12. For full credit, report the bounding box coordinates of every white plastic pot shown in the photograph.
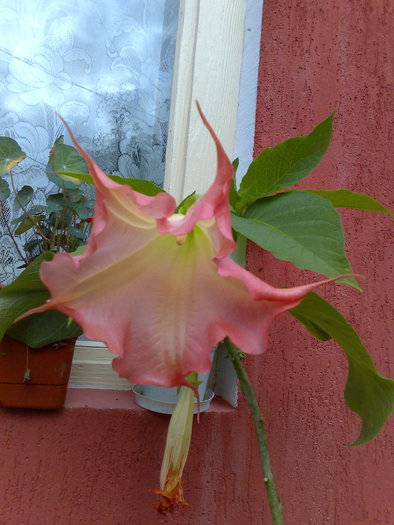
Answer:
[132,346,216,414]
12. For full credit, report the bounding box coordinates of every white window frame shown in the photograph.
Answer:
[70,0,263,391]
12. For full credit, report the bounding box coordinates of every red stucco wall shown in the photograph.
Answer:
[248,0,393,523]
[0,2,392,524]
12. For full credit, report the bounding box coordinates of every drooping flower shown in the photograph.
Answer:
[155,384,195,513]
[19,103,342,389]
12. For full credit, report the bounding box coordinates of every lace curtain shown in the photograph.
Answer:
[0,0,179,283]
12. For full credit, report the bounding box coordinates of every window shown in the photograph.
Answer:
[1,0,263,400]
[0,0,178,282]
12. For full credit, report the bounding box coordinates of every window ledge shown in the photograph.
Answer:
[65,387,234,412]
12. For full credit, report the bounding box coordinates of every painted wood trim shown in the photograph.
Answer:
[69,341,131,390]
[164,0,246,200]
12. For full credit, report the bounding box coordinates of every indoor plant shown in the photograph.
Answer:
[0,136,90,408]
[17,104,393,521]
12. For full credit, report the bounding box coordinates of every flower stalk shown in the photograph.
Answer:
[226,338,285,525]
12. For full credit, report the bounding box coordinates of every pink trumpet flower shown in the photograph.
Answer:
[20,103,342,390]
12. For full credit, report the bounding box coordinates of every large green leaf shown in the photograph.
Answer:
[237,113,334,210]
[231,191,358,288]
[290,292,394,445]
[303,189,393,215]
[0,137,26,175]
[0,253,53,339]
[7,310,82,348]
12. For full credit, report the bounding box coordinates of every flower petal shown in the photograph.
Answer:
[18,109,349,389]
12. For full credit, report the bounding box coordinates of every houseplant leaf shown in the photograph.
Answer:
[0,178,10,201]
[14,216,40,235]
[47,143,88,185]
[231,191,358,288]
[290,292,394,445]
[0,252,82,346]
[0,253,53,339]
[0,137,26,175]
[237,113,334,210]
[15,185,34,208]
[7,310,82,348]
[57,170,165,196]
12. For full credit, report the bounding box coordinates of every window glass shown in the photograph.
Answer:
[0,0,179,283]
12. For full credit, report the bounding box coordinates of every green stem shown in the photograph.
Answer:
[226,338,284,525]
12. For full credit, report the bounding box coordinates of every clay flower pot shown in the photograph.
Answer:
[0,336,76,409]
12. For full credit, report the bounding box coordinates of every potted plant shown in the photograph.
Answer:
[0,135,92,408]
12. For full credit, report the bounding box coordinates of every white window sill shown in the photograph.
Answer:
[69,341,132,390]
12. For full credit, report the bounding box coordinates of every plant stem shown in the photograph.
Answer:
[226,338,284,525]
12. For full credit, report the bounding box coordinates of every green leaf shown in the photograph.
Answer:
[7,310,82,348]
[0,253,53,340]
[47,143,88,185]
[111,176,165,196]
[15,185,34,208]
[47,171,81,189]
[303,189,393,216]
[68,226,88,240]
[56,170,166,197]
[66,202,91,219]
[290,292,394,445]
[29,204,52,215]
[238,113,334,210]
[231,191,358,288]
[0,136,26,175]
[0,178,10,201]
[46,194,91,219]
[46,193,65,211]
[176,191,200,214]
[291,314,332,341]
[55,171,92,184]
[230,158,240,211]
[24,238,42,254]
[231,233,247,267]
[14,216,40,235]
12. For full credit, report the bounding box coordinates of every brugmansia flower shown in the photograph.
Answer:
[155,384,195,513]
[20,103,340,390]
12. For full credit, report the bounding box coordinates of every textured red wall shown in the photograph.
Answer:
[248,0,393,523]
[0,391,265,525]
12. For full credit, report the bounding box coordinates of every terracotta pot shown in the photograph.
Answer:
[0,336,76,409]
